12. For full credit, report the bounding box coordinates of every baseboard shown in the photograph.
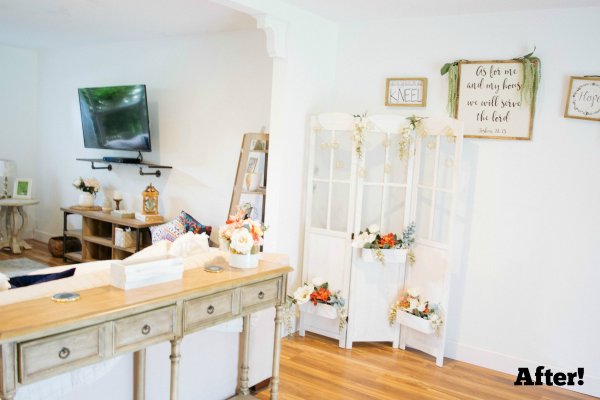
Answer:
[445,340,600,397]
[33,229,56,244]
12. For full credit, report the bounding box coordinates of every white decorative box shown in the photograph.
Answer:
[361,248,407,263]
[110,255,184,290]
[299,302,338,320]
[396,311,435,335]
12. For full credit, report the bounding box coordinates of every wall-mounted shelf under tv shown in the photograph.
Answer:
[76,158,172,178]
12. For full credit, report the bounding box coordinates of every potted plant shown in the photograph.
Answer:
[72,177,100,207]
[219,205,267,269]
[389,288,443,335]
[353,222,416,265]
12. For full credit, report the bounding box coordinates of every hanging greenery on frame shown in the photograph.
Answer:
[441,49,541,140]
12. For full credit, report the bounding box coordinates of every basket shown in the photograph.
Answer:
[48,236,82,258]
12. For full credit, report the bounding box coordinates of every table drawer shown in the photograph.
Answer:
[19,325,103,384]
[241,278,281,310]
[113,306,176,353]
[184,290,234,332]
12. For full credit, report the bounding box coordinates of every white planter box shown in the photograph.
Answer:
[361,248,407,264]
[299,302,338,319]
[396,311,435,335]
[229,252,259,269]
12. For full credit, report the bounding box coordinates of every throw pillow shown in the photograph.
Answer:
[150,218,185,243]
[169,232,210,258]
[0,273,9,291]
[10,268,76,289]
[178,211,212,236]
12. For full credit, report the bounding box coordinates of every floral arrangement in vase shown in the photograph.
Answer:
[72,177,100,207]
[219,205,267,268]
[353,222,416,265]
[287,277,347,333]
[388,288,443,332]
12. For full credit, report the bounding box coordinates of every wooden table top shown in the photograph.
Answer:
[0,257,292,342]
[61,206,162,228]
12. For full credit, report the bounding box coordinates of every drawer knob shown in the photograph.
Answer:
[258,291,265,300]
[207,305,215,315]
[141,324,151,335]
[58,347,70,360]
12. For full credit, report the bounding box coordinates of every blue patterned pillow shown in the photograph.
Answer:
[178,211,212,236]
[150,218,185,243]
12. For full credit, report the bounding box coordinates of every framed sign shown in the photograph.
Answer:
[385,78,427,107]
[13,178,32,199]
[457,60,535,140]
[564,76,600,122]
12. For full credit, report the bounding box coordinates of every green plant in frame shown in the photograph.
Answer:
[16,181,28,196]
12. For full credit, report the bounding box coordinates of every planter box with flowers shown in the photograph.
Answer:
[219,204,267,269]
[287,278,347,334]
[353,223,416,265]
[389,288,443,335]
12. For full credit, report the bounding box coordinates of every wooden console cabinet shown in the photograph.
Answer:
[61,207,163,263]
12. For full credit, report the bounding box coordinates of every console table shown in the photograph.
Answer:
[0,198,39,254]
[0,257,291,400]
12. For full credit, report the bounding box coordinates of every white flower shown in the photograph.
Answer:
[230,228,254,254]
[407,288,420,298]
[293,285,312,305]
[368,224,380,234]
[417,302,428,312]
[311,276,325,287]
[72,178,83,187]
[408,298,420,311]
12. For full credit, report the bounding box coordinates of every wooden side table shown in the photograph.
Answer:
[0,198,39,254]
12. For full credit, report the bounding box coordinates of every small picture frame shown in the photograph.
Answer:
[246,157,259,173]
[13,178,32,199]
[385,78,427,107]
[564,76,600,122]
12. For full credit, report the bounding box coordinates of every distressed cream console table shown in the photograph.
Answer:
[0,257,291,400]
[0,198,39,255]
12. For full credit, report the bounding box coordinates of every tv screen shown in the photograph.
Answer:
[78,84,151,152]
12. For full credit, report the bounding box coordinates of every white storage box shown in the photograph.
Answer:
[110,255,184,290]
[115,227,135,248]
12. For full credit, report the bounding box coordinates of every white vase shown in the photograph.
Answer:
[78,192,95,207]
[229,252,259,269]
[361,248,407,264]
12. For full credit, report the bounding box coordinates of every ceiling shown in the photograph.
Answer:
[0,0,256,49]
[282,0,600,21]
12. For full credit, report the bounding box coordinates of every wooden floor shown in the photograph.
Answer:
[3,241,594,400]
[259,335,594,400]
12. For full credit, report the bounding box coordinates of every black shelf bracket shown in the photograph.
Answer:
[91,161,112,171]
[139,167,161,178]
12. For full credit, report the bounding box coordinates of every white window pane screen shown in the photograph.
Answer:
[415,188,432,240]
[432,191,452,243]
[363,132,386,183]
[382,187,406,234]
[436,136,456,191]
[311,182,329,229]
[418,137,436,187]
[332,131,353,181]
[314,130,331,180]
[330,183,350,232]
[360,185,383,229]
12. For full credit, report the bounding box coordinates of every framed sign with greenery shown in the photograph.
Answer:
[441,50,541,140]
[564,76,600,122]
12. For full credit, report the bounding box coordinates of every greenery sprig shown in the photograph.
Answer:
[440,60,464,118]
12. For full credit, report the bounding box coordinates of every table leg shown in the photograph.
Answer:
[239,315,251,395]
[270,305,284,400]
[169,338,181,400]
[16,207,31,250]
[0,343,16,400]
[136,229,141,252]
[0,207,7,249]
[7,209,19,255]
[133,349,146,400]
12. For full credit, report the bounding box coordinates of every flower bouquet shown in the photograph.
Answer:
[287,278,347,332]
[219,206,267,269]
[353,222,416,265]
[72,177,101,207]
[389,288,443,334]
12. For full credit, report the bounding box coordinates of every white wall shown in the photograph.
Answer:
[333,8,600,396]
[34,29,272,240]
[0,45,38,235]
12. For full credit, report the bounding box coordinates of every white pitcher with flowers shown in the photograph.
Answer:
[219,207,267,268]
[72,177,101,207]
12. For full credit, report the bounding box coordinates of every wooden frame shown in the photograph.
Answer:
[12,179,32,199]
[385,78,427,107]
[456,60,536,140]
[564,76,600,122]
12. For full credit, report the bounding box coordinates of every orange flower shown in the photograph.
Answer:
[379,233,395,248]
[310,287,331,305]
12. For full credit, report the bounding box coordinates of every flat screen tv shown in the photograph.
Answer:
[78,84,151,152]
